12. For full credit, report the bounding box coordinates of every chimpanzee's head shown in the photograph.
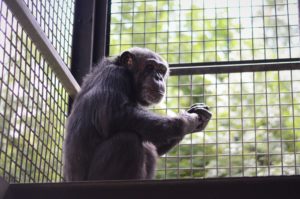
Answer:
[119,47,169,106]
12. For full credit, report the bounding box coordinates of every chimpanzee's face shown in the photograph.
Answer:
[120,47,169,106]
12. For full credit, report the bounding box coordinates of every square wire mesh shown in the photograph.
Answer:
[22,0,75,67]
[153,70,300,179]
[0,1,68,183]
[108,0,300,179]
[109,0,300,64]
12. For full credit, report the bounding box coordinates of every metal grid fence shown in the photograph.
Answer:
[1,0,300,184]
[153,70,300,179]
[23,0,75,67]
[0,0,69,183]
[109,0,300,63]
[108,0,300,179]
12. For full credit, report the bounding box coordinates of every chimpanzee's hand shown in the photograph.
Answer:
[187,103,212,132]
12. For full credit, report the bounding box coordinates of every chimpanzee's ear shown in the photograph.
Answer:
[120,51,135,70]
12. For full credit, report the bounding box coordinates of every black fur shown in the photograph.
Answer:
[63,47,211,181]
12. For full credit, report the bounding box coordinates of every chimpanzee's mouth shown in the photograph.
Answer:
[140,88,165,105]
[146,88,165,96]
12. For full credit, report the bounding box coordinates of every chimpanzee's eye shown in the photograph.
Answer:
[157,65,167,75]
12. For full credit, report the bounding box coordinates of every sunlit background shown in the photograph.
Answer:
[0,0,300,182]
[109,0,300,179]
[110,0,300,62]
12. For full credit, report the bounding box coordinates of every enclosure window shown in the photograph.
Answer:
[1,0,300,184]
[108,0,300,179]
[109,0,300,63]
[23,0,75,68]
[0,0,71,183]
[154,71,300,179]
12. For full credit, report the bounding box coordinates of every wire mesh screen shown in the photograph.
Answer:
[108,0,300,179]
[0,1,68,183]
[23,0,75,67]
[109,0,300,63]
[153,70,300,179]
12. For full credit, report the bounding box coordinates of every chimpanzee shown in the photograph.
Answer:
[63,47,212,181]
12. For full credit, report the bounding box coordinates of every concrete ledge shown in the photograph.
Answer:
[5,176,300,199]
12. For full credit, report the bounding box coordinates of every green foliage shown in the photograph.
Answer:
[152,70,300,179]
[1,0,300,183]
[110,0,300,62]
[0,27,67,182]
[112,0,300,179]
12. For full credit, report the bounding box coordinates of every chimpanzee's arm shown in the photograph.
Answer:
[155,137,183,156]
[113,104,206,145]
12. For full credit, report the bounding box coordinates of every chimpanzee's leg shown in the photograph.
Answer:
[87,133,145,180]
[142,142,158,179]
